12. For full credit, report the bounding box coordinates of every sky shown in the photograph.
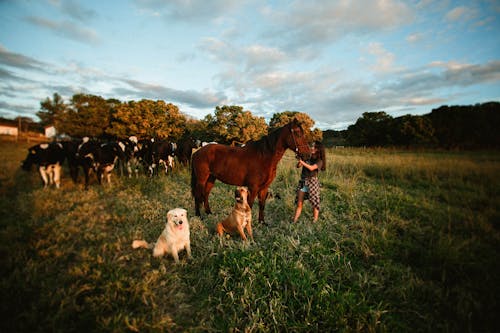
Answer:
[1,0,499,130]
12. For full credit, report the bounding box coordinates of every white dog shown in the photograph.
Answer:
[132,208,191,263]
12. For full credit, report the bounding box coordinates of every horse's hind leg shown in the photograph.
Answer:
[257,188,269,224]
[203,175,216,214]
[194,182,205,217]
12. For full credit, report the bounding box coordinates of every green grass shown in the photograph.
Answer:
[1,142,499,332]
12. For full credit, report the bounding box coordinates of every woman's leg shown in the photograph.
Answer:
[312,207,319,222]
[293,190,305,223]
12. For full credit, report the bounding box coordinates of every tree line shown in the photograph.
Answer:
[4,92,498,149]
[323,101,500,149]
[34,93,323,144]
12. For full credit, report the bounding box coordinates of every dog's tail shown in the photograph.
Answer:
[132,240,154,249]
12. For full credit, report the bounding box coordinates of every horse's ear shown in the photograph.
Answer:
[290,118,304,132]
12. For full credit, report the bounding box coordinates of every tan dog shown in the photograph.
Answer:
[216,186,253,241]
[132,208,191,263]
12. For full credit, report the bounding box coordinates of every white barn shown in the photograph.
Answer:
[45,125,57,138]
[0,123,18,136]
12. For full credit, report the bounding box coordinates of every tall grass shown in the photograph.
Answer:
[1,142,499,332]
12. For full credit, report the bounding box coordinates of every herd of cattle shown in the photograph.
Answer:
[21,136,199,189]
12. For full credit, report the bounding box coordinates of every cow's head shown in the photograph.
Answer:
[21,146,40,171]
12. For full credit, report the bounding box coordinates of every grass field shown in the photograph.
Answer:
[1,141,499,332]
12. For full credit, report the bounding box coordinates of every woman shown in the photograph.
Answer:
[292,141,326,223]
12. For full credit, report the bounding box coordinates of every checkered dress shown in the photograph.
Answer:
[295,176,321,210]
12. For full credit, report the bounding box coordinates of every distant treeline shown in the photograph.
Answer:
[323,102,500,149]
[2,100,499,149]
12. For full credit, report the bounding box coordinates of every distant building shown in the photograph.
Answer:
[0,122,18,136]
[45,125,56,138]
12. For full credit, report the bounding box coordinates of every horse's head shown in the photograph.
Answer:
[287,119,311,160]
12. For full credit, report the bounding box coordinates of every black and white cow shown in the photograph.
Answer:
[135,138,156,176]
[117,136,140,177]
[152,140,176,175]
[22,142,66,188]
[61,138,86,184]
[77,139,126,189]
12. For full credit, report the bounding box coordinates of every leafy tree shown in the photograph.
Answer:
[185,117,210,142]
[107,99,186,140]
[347,111,393,146]
[310,128,323,142]
[230,111,267,143]
[393,115,436,147]
[205,105,267,144]
[37,93,66,128]
[57,94,112,138]
[269,111,317,141]
[269,111,314,130]
[426,102,500,149]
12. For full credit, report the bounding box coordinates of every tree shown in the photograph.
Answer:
[392,115,436,147]
[269,111,318,142]
[205,105,267,144]
[347,111,393,146]
[269,111,314,130]
[107,99,186,140]
[37,93,66,128]
[57,94,113,138]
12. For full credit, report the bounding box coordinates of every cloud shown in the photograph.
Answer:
[427,60,500,86]
[199,37,287,73]
[0,45,47,71]
[115,79,228,109]
[366,42,402,73]
[445,6,478,22]
[48,0,98,22]
[0,100,39,118]
[405,97,447,106]
[134,0,242,22]
[0,67,34,83]
[263,0,414,50]
[406,32,424,43]
[25,16,100,45]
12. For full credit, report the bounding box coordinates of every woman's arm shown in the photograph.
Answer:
[298,159,318,171]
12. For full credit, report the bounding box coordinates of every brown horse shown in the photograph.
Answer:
[191,119,311,224]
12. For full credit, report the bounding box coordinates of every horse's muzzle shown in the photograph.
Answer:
[296,152,311,160]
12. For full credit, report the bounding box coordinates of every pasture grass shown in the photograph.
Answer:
[0,141,499,332]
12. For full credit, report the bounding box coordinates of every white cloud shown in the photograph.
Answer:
[134,0,243,22]
[49,0,98,22]
[25,16,100,45]
[243,45,287,71]
[406,32,424,43]
[445,6,478,22]
[264,0,414,50]
[366,42,402,73]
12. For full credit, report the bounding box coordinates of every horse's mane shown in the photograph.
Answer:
[245,123,290,155]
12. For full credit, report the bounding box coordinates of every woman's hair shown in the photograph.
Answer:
[313,141,326,171]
